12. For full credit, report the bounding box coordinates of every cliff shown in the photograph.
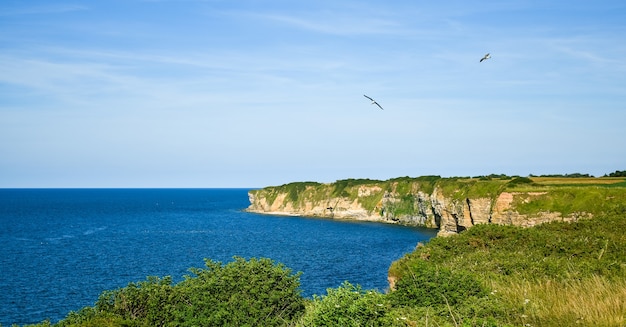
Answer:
[246,176,626,236]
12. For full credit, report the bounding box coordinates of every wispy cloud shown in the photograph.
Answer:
[0,44,351,112]
[247,12,405,36]
[0,4,87,16]
[548,38,626,71]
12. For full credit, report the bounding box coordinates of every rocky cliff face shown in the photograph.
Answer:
[246,178,596,236]
[428,190,584,236]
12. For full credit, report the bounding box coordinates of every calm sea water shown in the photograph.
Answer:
[0,189,437,325]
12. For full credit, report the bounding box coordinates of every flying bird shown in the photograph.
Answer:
[363,94,384,110]
[480,53,491,62]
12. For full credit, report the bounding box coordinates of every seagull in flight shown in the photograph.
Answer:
[363,95,384,110]
[480,53,491,62]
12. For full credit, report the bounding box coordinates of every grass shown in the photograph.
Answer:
[437,178,508,201]
[494,276,626,326]
[530,176,626,186]
[509,186,626,216]
[389,211,626,326]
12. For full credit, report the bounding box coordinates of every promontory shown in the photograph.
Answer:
[246,175,626,236]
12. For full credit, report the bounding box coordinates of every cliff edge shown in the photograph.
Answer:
[246,176,626,236]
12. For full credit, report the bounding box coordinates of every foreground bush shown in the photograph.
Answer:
[389,261,486,308]
[57,257,305,327]
[296,282,395,327]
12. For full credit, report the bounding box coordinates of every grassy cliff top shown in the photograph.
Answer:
[251,175,626,216]
[255,175,626,194]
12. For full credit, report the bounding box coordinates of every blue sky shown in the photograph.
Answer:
[1,0,625,188]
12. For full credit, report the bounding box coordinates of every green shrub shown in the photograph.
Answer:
[332,179,381,197]
[396,214,626,283]
[507,176,534,187]
[57,308,133,327]
[296,282,397,327]
[92,276,174,326]
[55,257,305,327]
[386,213,626,326]
[280,182,321,202]
[389,261,487,308]
[174,257,305,326]
[606,170,626,177]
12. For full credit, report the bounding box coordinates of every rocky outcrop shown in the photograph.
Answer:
[246,185,385,222]
[246,178,598,236]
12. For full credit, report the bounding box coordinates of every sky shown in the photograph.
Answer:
[1,0,625,188]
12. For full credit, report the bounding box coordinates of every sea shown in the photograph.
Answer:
[0,188,437,325]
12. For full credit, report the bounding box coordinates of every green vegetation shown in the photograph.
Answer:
[511,186,626,216]
[506,176,534,187]
[606,170,626,177]
[285,182,322,202]
[437,178,507,200]
[296,282,396,326]
[473,173,515,180]
[529,173,593,178]
[388,212,626,326]
[529,176,626,188]
[24,257,304,327]
[262,181,323,204]
[332,178,382,197]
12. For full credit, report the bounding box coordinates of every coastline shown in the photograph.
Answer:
[246,176,626,236]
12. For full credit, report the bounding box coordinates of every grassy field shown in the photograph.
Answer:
[494,276,626,326]
[532,177,625,184]
[530,176,626,186]
[389,211,626,326]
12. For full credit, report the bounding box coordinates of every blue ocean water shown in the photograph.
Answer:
[0,189,437,325]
